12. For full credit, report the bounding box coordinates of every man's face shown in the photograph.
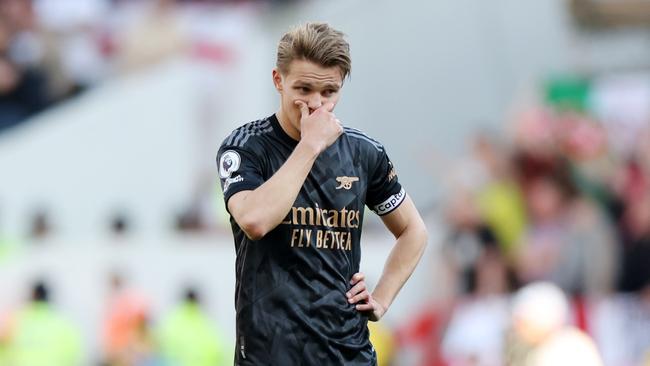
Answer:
[273,59,343,134]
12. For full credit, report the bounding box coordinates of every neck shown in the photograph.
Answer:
[276,108,301,141]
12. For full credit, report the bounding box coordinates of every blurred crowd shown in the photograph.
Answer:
[2,1,650,365]
[0,276,230,366]
[0,0,53,130]
[0,0,261,133]
[406,75,650,366]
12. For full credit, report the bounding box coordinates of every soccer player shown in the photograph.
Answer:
[217,22,428,365]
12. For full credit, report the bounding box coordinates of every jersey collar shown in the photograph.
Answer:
[270,113,299,147]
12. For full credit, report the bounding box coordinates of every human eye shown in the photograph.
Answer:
[322,89,337,97]
[295,86,310,94]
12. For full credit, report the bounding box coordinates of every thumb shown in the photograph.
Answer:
[295,100,309,119]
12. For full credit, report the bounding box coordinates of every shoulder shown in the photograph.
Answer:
[342,126,386,153]
[219,116,275,152]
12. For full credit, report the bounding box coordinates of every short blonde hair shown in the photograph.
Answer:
[276,22,351,80]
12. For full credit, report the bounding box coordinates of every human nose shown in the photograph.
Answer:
[306,93,322,110]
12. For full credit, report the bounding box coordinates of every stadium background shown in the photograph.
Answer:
[1,0,650,365]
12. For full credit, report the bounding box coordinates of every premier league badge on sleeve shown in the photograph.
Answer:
[219,150,244,192]
[219,150,241,179]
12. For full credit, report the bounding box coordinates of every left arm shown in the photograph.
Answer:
[347,195,428,321]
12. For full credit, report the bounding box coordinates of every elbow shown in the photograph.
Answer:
[244,227,266,241]
[241,221,267,241]
[238,214,270,241]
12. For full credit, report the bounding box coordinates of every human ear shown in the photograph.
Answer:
[272,68,283,92]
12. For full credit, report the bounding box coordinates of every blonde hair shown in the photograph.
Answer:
[276,22,351,79]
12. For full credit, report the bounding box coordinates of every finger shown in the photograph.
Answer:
[349,290,369,304]
[320,102,335,113]
[356,303,374,311]
[295,100,309,118]
[350,272,365,285]
[346,281,366,299]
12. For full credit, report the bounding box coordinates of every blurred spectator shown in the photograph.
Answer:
[504,282,603,366]
[0,0,72,98]
[511,107,562,185]
[368,320,396,366]
[618,190,650,293]
[157,287,228,366]
[441,248,512,366]
[1,0,43,69]
[508,106,619,297]
[114,0,187,73]
[514,173,618,296]
[590,74,650,157]
[102,272,151,366]
[28,208,51,240]
[636,128,650,179]
[556,113,617,215]
[175,202,204,232]
[2,281,82,366]
[0,16,49,131]
[109,212,132,236]
[33,0,110,93]
[590,293,650,365]
[444,132,522,296]
[472,132,527,258]
[109,313,160,366]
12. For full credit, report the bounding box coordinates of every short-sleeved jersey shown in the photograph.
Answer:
[217,114,405,366]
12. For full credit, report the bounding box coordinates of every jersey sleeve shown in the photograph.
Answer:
[216,142,265,210]
[366,146,405,216]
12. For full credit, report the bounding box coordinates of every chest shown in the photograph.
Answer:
[265,141,368,210]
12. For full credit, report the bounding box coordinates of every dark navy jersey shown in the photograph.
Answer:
[217,114,404,366]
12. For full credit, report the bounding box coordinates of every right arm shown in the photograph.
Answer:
[227,102,341,240]
[227,142,318,240]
